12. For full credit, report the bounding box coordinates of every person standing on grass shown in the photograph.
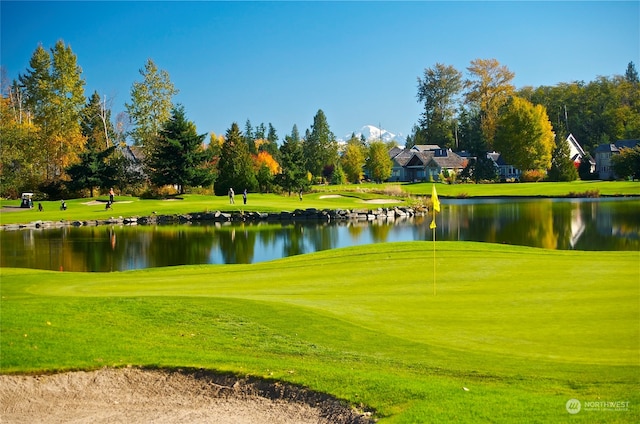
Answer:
[243,188,247,205]
[109,188,115,203]
[229,187,235,204]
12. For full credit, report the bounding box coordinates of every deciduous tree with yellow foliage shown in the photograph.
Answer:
[494,96,555,173]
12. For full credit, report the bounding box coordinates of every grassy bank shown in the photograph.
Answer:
[0,192,404,226]
[324,180,640,198]
[2,242,638,422]
[2,181,639,226]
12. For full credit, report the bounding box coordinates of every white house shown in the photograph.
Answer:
[566,133,594,173]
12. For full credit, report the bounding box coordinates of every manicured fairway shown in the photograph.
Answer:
[1,242,638,422]
[398,180,640,197]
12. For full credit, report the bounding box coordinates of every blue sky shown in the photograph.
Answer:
[1,1,638,141]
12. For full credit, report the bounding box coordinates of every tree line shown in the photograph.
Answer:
[2,42,638,200]
[0,41,397,199]
[409,59,640,181]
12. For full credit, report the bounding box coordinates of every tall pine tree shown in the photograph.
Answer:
[303,109,338,180]
[146,105,214,194]
[277,125,308,195]
[548,134,579,181]
[215,122,257,196]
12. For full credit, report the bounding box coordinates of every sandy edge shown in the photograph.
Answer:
[0,367,373,424]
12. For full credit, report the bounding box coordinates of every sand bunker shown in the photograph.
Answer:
[0,368,371,424]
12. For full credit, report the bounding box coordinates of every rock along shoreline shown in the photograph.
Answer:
[1,206,428,231]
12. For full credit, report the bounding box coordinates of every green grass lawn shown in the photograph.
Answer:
[400,180,640,197]
[2,242,638,422]
[2,181,639,226]
[0,192,406,226]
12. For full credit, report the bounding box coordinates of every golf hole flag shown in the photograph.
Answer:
[430,184,440,295]
[430,184,440,229]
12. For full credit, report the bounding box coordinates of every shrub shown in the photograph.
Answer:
[140,185,179,199]
[568,190,600,198]
[520,170,546,182]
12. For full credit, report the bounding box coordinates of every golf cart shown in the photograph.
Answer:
[20,192,34,208]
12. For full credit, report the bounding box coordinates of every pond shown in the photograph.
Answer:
[2,198,638,272]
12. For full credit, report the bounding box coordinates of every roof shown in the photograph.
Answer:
[594,139,640,153]
[390,146,465,169]
[390,149,414,167]
[567,133,587,158]
[412,144,442,152]
[388,146,403,158]
[428,153,466,169]
[122,145,145,163]
[487,151,508,166]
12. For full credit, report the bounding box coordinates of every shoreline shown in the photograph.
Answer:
[0,206,426,231]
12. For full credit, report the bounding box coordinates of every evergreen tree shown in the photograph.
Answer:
[404,124,426,149]
[255,123,266,141]
[146,105,214,194]
[215,122,257,196]
[65,145,116,197]
[243,119,257,154]
[303,109,338,180]
[417,63,463,148]
[331,165,346,185]
[277,125,308,195]
[625,61,639,84]
[459,155,498,183]
[548,134,578,181]
[260,122,280,161]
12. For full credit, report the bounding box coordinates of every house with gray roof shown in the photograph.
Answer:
[389,145,466,182]
[594,139,640,179]
[487,152,520,181]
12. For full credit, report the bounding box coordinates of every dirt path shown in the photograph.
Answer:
[0,368,371,424]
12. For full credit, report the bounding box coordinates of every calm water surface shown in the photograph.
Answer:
[2,198,638,272]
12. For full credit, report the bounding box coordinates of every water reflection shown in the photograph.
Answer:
[2,198,638,272]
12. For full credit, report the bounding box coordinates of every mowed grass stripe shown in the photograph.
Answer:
[2,241,638,422]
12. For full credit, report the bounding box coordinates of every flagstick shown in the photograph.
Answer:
[433,210,436,296]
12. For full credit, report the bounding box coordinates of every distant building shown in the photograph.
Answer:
[566,133,595,173]
[120,145,146,177]
[594,139,640,179]
[487,152,520,181]
[389,145,466,182]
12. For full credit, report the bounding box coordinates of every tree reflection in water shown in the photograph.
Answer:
[3,199,638,272]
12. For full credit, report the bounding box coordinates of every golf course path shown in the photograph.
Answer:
[0,367,370,423]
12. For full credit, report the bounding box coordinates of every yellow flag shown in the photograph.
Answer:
[430,217,436,229]
[431,184,440,213]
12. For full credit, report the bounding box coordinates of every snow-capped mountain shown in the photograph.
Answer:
[342,125,405,145]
